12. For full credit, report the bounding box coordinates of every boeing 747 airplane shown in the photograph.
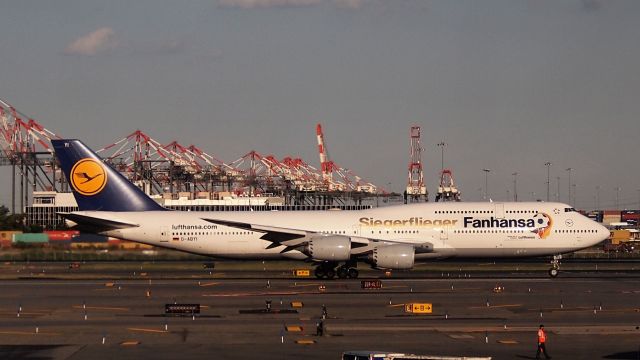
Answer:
[51,139,609,278]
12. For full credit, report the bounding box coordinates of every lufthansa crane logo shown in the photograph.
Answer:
[70,158,107,196]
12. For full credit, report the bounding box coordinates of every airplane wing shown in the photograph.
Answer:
[58,212,140,232]
[201,218,433,253]
[201,218,322,246]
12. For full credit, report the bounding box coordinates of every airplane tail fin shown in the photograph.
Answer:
[51,139,166,212]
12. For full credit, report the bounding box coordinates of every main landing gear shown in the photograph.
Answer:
[314,261,359,279]
[549,254,562,277]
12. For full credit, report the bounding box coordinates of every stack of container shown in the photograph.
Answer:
[586,211,604,223]
[45,230,80,247]
[118,240,154,250]
[107,237,122,247]
[602,210,622,226]
[12,233,49,246]
[0,230,22,248]
[621,210,640,226]
[71,233,109,249]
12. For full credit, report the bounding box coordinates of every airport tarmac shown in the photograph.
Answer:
[0,262,639,359]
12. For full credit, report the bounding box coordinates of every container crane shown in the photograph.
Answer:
[406,126,428,202]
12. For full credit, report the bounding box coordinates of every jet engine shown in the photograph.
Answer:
[304,236,351,261]
[369,244,415,269]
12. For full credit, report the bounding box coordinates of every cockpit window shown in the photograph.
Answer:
[564,208,576,212]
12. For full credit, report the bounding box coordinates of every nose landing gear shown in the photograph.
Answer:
[548,254,562,277]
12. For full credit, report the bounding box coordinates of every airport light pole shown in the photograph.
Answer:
[512,172,518,202]
[545,162,552,202]
[566,168,573,205]
[556,176,561,201]
[615,187,621,210]
[572,184,577,209]
[437,141,446,173]
[482,169,491,201]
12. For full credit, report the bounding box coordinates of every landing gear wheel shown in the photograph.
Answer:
[314,267,326,279]
[325,269,336,279]
[549,254,562,278]
[347,268,359,279]
[337,266,348,279]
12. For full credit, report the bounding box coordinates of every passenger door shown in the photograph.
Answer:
[160,226,170,243]
[439,226,448,246]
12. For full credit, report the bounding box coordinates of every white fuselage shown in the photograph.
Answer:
[81,202,608,261]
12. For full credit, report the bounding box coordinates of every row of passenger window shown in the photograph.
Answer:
[435,210,541,214]
[453,229,529,234]
[171,231,253,236]
[435,210,493,214]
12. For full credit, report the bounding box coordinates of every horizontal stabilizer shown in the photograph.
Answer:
[58,212,139,231]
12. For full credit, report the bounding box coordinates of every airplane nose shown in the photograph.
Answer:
[597,223,610,242]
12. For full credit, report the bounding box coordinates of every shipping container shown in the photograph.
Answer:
[48,240,71,247]
[621,210,640,215]
[621,213,640,220]
[71,242,110,249]
[44,230,80,241]
[0,231,22,241]
[196,192,211,199]
[162,193,173,200]
[178,192,192,200]
[0,240,12,248]
[604,210,621,216]
[603,218,622,226]
[119,241,141,250]
[12,233,49,244]
[72,233,108,243]
[118,241,154,250]
[587,212,604,222]
[610,230,631,240]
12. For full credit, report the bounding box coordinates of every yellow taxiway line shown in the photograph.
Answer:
[387,303,406,308]
[73,305,129,311]
[0,330,61,336]
[290,283,321,288]
[127,328,168,334]
[469,304,522,309]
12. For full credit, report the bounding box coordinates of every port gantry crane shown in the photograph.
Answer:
[406,125,428,203]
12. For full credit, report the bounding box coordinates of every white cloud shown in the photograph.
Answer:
[219,0,323,9]
[65,27,118,56]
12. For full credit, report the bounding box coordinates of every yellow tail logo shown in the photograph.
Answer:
[70,158,107,196]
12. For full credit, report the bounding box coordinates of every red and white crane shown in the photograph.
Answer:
[406,125,428,202]
[435,169,461,202]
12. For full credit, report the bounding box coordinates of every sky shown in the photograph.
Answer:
[1,0,639,210]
